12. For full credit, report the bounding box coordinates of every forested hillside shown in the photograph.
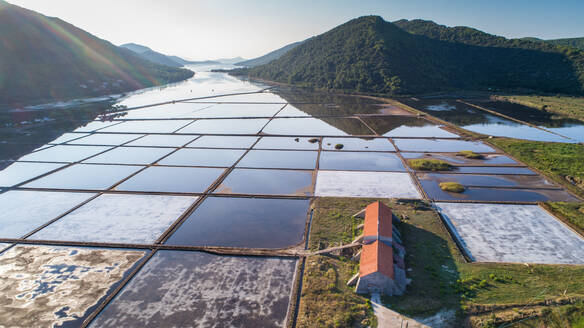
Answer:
[238,16,584,96]
[0,1,193,107]
[546,37,584,50]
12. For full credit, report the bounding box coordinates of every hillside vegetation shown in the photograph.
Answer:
[0,1,193,107]
[546,37,584,50]
[238,16,584,96]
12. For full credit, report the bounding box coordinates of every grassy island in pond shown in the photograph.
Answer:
[408,159,454,171]
[440,182,465,193]
[457,150,485,159]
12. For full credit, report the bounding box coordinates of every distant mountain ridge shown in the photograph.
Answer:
[544,38,584,51]
[236,41,304,67]
[393,19,582,52]
[215,57,246,64]
[120,43,193,67]
[0,1,193,107]
[239,16,584,96]
[121,44,247,67]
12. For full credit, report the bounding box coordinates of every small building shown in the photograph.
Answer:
[355,201,407,296]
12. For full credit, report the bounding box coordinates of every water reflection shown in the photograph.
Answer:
[400,98,582,142]
[214,168,313,195]
[165,197,309,248]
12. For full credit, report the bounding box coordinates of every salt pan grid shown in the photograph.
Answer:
[1,84,582,327]
[436,203,584,264]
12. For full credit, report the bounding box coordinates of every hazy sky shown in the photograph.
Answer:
[7,0,584,60]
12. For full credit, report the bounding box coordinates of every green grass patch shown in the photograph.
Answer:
[439,182,465,193]
[494,95,584,122]
[489,138,584,197]
[545,201,584,233]
[457,150,485,159]
[407,159,454,171]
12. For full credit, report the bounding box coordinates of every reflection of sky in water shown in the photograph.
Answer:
[30,194,196,244]
[412,99,582,143]
[463,122,573,143]
[116,67,264,108]
[0,190,95,238]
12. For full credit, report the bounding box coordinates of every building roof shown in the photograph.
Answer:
[363,201,393,240]
[360,240,394,278]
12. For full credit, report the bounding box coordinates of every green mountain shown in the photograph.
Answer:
[236,41,304,67]
[240,16,584,96]
[0,1,194,107]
